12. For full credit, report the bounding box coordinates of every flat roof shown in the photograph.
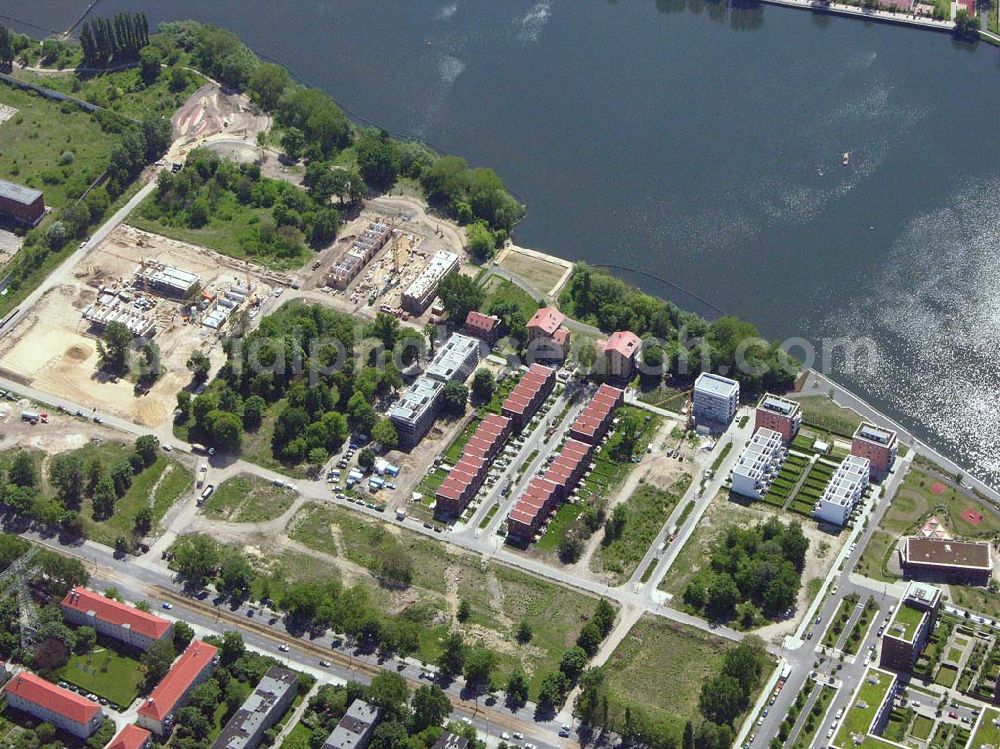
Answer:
[757,393,800,417]
[732,428,784,481]
[0,178,43,206]
[390,377,443,423]
[213,666,297,749]
[854,422,897,446]
[404,250,459,301]
[694,372,739,398]
[818,456,870,508]
[831,668,899,749]
[904,538,992,571]
[886,603,926,644]
[426,333,481,383]
[323,699,379,749]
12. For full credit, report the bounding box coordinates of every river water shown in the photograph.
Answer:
[5,0,1000,486]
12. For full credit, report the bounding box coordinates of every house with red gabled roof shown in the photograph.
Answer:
[526,307,571,361]
[464,310,501,345]
[3,672,105,739]
[107,724,153,749]
[598,331,641,380]
[62,587,173,651]
[137,640,218,736]
[501,364,556,431]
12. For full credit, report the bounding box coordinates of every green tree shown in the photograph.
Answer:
[134,434,159,467]
[97,320,132,374]
[141,638,177,689]
[441,382,468,416]
[699,674,745,726]
[248,62,291,110]
[187,349,211,383]
[437,273,484,323]
[134,506,153,534]
[368,670,410,720]
[438,631,466,676]
[506,669,529,707]
[173,620,195,650]
[537,671,569,709]
[516,620,533,644]
[92,477,117,519]
[172,535,221,586]
[471,369,495,403]
[48,454,84,504]
[9,453,37,488]
[281,127,305,161]
[954,8,981,38]
[707,574,740,620]
[74,625,96,654]
[372,419,399,451]
[465,222,495,262]
[219,630,246,663]
[356,130,401,190]
[463,647,498,689]
[559,646,589,680]
[411,684,451,731]
[139,44,161,84]
[243,395,266,430]
[219,556,255,599]
[456,599,472,623]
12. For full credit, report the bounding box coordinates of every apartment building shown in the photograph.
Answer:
[107,724,153,749]
[501,364,556,431]
[730,428,785,500]
[753,394,802,442]
[526,307,571,361]
[436,413,512,517]
[879,582,941,672]
[389,376,444,449]
[3,672,104,739]
[852,422,898,478]
[137,640,219,736]
[401,250,459,314]
[464,310,501,345]
[692,372,739,428]
[61,587,173,651]
[901,538,993,586]
[597,330,641,380]
[213,667,298,749]
[325,219,392,289]
[812,455,870,526]
[425,333,482,383]
[322,700,380,749]
[568,383,624,444]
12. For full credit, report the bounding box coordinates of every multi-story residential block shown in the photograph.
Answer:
[425,333,482,383]
[322,700,380,749]
[901,538,993,586]
[432,732,470,749]
[501,364,556,431]
[61,587,173,651]
[213,667,298,749]
[812,455,870,526]
[692,372,739,428]
[401,250,459,314]
[3,672,104,739]
[753,394,802,442]
[852,422,898,478]
[597,330,641,380]
[526,307,571,361]
[568,383,624,444]
[436,413,511,517]
[879,582,941,672]
[389,376,444,449]
[137,640,219,736]
[730,428,785,500]
[829,668,898,749]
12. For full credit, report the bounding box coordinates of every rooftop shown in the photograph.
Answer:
[62,587,172,641]
[904,538,992,571]
[970,707,1000,749]
[390,376,444,423]
[832,668,899,749]
[4,671,101,726]
[694,372,739,399]
[0,178,43,206]
[403,250,459,301]
[432,732,471,749]
[757,393,800,417]
[854,422,897,447]
[818,456,870,508]
[599,330,641,358]
[425,333,481,383]
[107,724,151,749]
[732,428,784,482]
[213,666,297,749]
[527,306,565,335]
[138,640,218,721]
[886,602,926,644]
[323,699,379,749]
[465,310,499,332]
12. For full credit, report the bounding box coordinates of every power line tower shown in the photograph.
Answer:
[0,547,42,651]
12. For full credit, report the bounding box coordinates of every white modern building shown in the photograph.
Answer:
[425,333,482,383]
[731,428,785,499]
[813,455,870,526]
[401,250,459,314]
[692,372,740,428]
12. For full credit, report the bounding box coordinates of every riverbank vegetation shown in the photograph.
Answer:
[561,264,797,395]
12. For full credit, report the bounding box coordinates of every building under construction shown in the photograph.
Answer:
[402,250,459,315]
[325,218,393,289]
[82,290,157,338]
[134,260,200,298]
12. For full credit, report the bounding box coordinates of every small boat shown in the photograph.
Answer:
[842,152,850,166]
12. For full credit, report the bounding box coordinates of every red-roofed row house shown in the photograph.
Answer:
[137,640,219,736]
[569,384,624,444]
[3,671,105,738]
[506,385,624,543]
[501,364,556,431]
[436,413,512,517]
[62,587,173,651]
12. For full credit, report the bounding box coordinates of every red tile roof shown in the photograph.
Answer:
[551,328,570,347]
[4,672,100,726]
[107,724,151,749]
[527,307,565,335]
[599,330,641,358]
[465,311,500,334]
[138,640,218,722]
[62,587,172,641]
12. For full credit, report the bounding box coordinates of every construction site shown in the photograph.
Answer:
[0,225,279,427]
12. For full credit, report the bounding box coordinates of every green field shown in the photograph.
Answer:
[0,83,118,210]
[478,276,540,322]
[601,616,750,745]
[911,714,935,741]
[59,642,145,707]
[203,474,295,523]
[593,475,691,583]
[795,395,864,437]
[934,664,958,689]
[285,502,605,696]
[536,502,584,552]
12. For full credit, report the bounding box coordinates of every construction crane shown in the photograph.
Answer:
[0,547,42,651]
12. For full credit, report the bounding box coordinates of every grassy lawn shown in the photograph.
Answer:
[822,593,860,649]
[203,474,295,523]
[285,502,605,696]
[601,616,745,746]
[795,395,864,438]
[281,722,313,749]
[479,276,540,321]
[497,250,568,296]
[971,708,1000,748]
[934,664,959,689]
[911,713,935,741]
[834,668,895,747]
[593,475,691,583]
[131,186,311,271]
[637,384,688,413]
[950,586,1000,622]
[0,82,118,209]
[59,641,144,707]
[13,66,200,122]
[536,502,583,552]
